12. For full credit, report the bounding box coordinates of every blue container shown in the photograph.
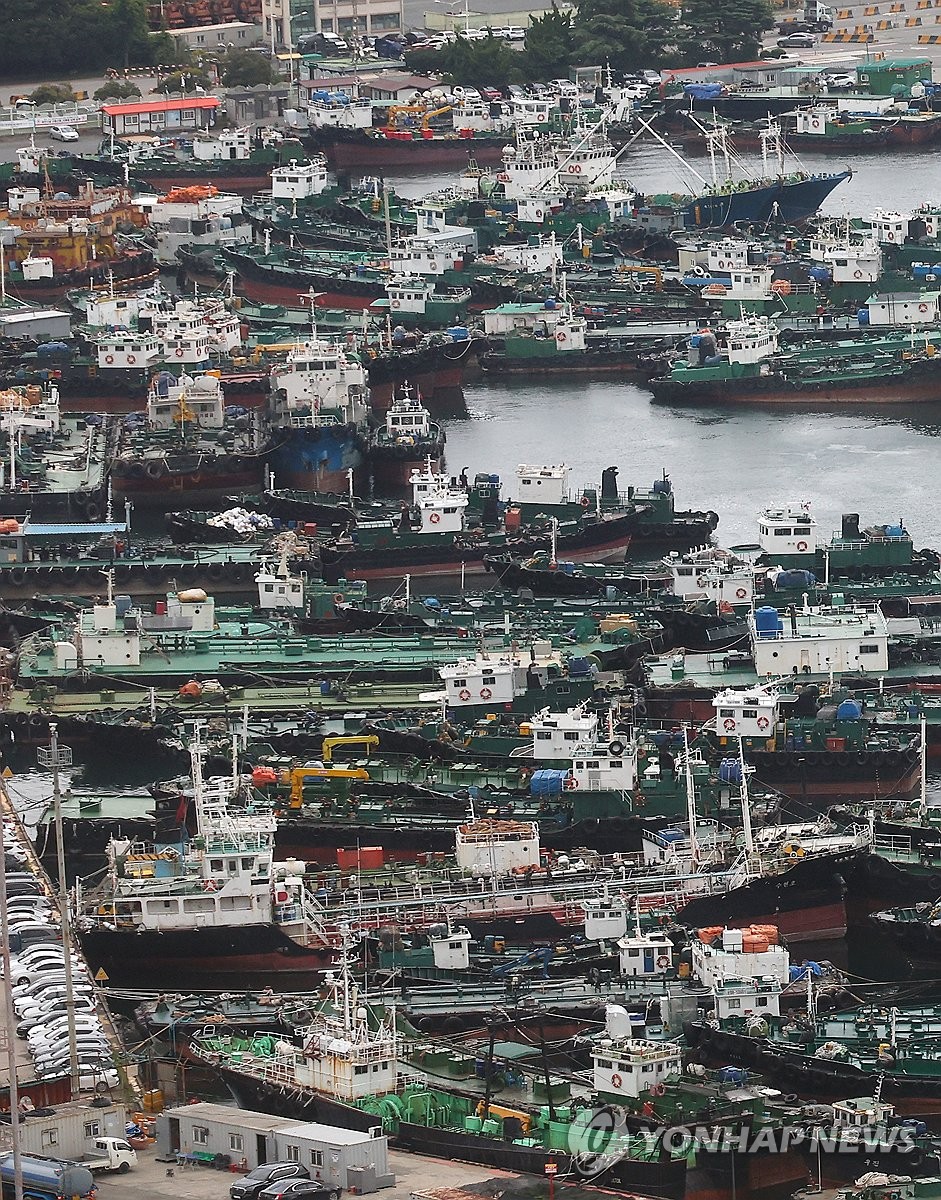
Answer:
[564,562,575,575]
[568,656,591,677]
[719,759,743,783]
[320,680,331,695]
[808,266,831,282]
[755,606,783,639]
[885,524,905,537]
[836,699,862,720]
[447,326,469,341]
[857,308,870,325]
[530,768,568,796]
[651,731,672,747]
[717,1066,747,1084]
[659,828,685,842]
[424,596,441,610]
[689,334,702,347]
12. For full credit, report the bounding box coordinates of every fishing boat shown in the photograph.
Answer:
[76,732,334,988]
[110,371,264,507]
[649,314,941,406]
[366,385,445,493]
[75,128,317,193]
[262,337,369,494]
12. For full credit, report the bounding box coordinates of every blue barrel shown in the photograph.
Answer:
[755,606,783,639]
[857,308,870,325]
[320,680,331,695]
[836,699,862,720]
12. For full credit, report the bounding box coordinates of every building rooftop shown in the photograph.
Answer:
[101,98,220,116]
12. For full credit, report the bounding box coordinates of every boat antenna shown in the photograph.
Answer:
[682,726,700,871]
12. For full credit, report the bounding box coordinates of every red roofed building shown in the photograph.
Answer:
[100,97,220,137]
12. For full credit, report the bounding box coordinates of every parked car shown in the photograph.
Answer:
[49,125,79,142]
[823,71,856,88]
[777,32,816,45]
[257,1181,341,1200]
[231,1164,310,1200]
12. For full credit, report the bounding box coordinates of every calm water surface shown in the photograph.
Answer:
[386,149,941,548]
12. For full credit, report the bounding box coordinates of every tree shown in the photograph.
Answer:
[94,80,142,100]
[29,82,76,105]
[677,0,774,62]
[404,34,521,89]
[572,0,676,72]
[219,47,277,87]
[0,0,163,76]
[523,6,576,82]
[157,69,212,93]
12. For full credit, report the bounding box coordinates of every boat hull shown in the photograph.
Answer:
[78,924,332,989]
[651,363,941,406]
[683,172,851,228]
[265,425,367,494]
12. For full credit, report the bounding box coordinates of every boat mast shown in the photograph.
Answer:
[737,736,756,877]
[682,727,700,870]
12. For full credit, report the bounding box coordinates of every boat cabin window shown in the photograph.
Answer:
[536,731,551,741]
[726,999,741,1010]
[677,567,694,576]
[597,1058,612,1069]
[626,948,640,958]
[210,859,224,870]
[860,644,879,654]
[449,940,463,950]
[587,760,599,769]
[564,732,578,741]
[641,1063,653,1073]
[454,678,466,687]
[221,896,252,911]
[241,858,254,870]
[795,526,812,536]
[147,899,179,913]
[718,708,734,718]
[183,897,215,913]
[610,760,623,769]
[773,528,791,536]
[743,709,757,718]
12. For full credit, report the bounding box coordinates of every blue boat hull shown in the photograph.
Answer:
[684,171,851,228]
[266,426,367,493]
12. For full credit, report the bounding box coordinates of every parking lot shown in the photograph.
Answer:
[98,1146,523,1200]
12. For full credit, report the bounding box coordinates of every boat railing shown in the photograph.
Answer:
[873,832,920,856]
[828,533,909,547]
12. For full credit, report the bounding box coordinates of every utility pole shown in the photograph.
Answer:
[39,724,79,1096]
[0,789,25,1200]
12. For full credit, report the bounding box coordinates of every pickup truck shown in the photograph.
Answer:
[74,1139,137,1174]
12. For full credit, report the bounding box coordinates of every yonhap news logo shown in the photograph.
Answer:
[565,1106,919,1181]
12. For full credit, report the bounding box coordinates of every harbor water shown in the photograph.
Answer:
[384,149,941,549]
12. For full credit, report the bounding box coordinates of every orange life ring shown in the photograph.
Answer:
[735,587,747,599]
[920,303,929,313]
[580,496,590,508]
[886,230,895,241]
[497,172,509,182]
[796,540,809,551]
[611,1073,623,1088]
[534,209,543,220]
[557,332,566,343]
[651,1083,666,1097]
[757,716,770,731]
[458,688,471,701]
[429,511,441,524]
[428,260,437,270]
[853,269,863,279]
[391,299,401,309]
[333,593,344,605]
[565,775,578,790]
[104,354,115,364]
[568,164,581,174]
[127,354,137,365]
[656,954,670,969]
[480,687,492,700]
[175,348,185,358]
[723,718,736,733]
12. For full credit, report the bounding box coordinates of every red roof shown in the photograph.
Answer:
[101,98,220,116]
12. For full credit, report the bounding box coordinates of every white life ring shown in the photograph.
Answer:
[429,511,441,524]
[127,354,136,365]
[391,299,401,309]
[104,354,115,364]
[796,540,809,551]
[757,716,770,731]
[175,348,185,358]
[920,302,929,313]
[735,587,747,599]
[656,954,670,969]
[557,331,566,343]
[886,230,896,241]
[480,687,492,700]
[853,269,863,279]
[611,1073,623,1088]
[458,688,471,701]
[723,718,736,733]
